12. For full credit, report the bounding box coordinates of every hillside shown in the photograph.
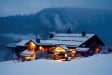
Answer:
[0,8,112,45]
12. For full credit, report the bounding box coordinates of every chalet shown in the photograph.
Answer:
[6,32,105,61]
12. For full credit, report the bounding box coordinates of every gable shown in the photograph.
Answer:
[16,40,37,46]
[80,35,105,47]
[25,40,37,46]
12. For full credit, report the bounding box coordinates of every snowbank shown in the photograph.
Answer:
[0,54,112,75]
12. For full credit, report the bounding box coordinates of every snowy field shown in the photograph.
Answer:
[0,54,112,75]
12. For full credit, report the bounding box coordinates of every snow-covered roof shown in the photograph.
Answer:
[40,40,80,47]
[40,40,57,45]
[7,33,96,48]
[39,33,95,47]
[60,45,69,51]
[20,50,35,56]
[75,47,90,52]
[54,33,94,37]
[50,33,95,47]
[52,34,95,42]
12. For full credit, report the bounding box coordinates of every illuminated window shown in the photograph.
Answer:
[39,46,44,52]
[25,53,36,60]
[70,48,76,54]
[95,47,99,54]
[28,42,36,51]
[54,46,65,54]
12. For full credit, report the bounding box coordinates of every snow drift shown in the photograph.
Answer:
[0,54,112,75]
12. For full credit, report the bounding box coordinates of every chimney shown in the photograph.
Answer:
[36,35,41,43]
[36,38,40,43]
[82,31,86,37]
[67,27,72,33]
[49,32,55,39]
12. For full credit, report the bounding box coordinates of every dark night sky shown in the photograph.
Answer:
[0,0,112,17]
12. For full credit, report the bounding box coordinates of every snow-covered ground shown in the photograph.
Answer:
[0,54,112,75]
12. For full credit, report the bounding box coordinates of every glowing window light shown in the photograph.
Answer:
[25,53,36,60]
[65,54,68,58]
[70,48,76,54]
[31,53,36,60]
[72,50,76,54]
[28,42,36,51]
[39,46,44,52]
[25,56,31,60]
[95,47,99,54]
[54,47,65,54]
